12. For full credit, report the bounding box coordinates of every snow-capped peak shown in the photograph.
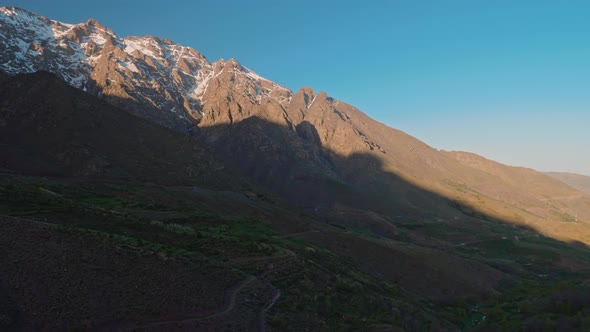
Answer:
[0,6,293,130]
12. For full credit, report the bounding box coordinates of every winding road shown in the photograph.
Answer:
[121,247,296,331]
[257,287,281,332]
[126,275,257,330]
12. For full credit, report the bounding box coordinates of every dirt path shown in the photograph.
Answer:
[124,275,256,331]
[124,247,297,331]
[257,287,281,332]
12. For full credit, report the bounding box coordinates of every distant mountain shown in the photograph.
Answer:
[2,6,590,245]
[546,172,590,194]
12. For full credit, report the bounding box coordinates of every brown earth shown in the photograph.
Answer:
[546,172,590,195]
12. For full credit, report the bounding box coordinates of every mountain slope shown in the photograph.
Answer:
[3,7,590,331]
[0,70,239,189]
[3,70,590,331]
[2,6,590,246]
[0,70,434,330]
[546,172,590,195]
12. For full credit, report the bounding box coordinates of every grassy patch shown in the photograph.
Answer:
[56,225,194,257]
[345,226,382,239]
[266,241,442,331]
[0,184,71,215]
[3,175,590,331]
[396,219,426,230]
[554,211,577,223]
[473,277,590,330]
[441,179,473,193]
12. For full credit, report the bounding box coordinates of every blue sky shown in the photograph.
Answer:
[6,0,590,175]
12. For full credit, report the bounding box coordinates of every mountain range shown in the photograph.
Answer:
[2,6,590,331]
[2,6,589,242]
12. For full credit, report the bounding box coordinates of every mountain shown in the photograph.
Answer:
[0,6,290,131]
[546,172,590,195]
[0,70,240,189]
[3,6,590,331]
[0,70,508,331]
[4,71,590,332]
[442,151,590,229]
[2,6,590,246]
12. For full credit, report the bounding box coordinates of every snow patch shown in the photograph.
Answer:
[243,66,265,81]
[90,33,107,45]
[0,7,294,124]
[192,69,214,100]
[118,60,139,73]
[124,39,154,57]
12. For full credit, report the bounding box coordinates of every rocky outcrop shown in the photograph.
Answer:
[0,6,290,131]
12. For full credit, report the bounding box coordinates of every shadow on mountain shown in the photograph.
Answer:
[3,71,590,324]
[194,115,590,303]
[0,71,247,190]
[196,115,522,226]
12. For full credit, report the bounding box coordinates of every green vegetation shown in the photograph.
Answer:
[194,218,278,241]
[2,175,590,331]
[0,177,444,330]
[441,179,473,193]
[396,219,426,230]
[554,211,577,223]
[266,240,442,331]
[345,226,382,239]
[469,278,590,330]
[56,224,194,256]
[0,183,70,215]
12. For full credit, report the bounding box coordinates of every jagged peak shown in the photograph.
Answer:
[316,91,329,100]
[86,18,100,25]
[0,6,51,25]
[215,58,247,70]
[225,57,241,69]
[84,17,114,34]
[291,87,318,110]
[0,6,292,126]
[295,86,317,96]
[142,34,167,43]
[0,6,35,17]
[216,57,285,87]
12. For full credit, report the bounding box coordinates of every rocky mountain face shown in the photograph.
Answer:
[2,6,590,244]
[0,6,290,131]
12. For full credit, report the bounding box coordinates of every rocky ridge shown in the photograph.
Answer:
[0,6,291,130]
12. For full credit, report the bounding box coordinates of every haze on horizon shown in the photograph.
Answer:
[10,0,590,176]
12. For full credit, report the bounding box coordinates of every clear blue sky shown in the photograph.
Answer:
[6,0,590,175]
